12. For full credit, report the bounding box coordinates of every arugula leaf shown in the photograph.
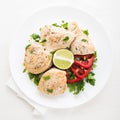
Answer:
[83,30,89,36]
[67,80,85,95]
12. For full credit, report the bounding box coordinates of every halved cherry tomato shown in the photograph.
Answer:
[74,54,94,68]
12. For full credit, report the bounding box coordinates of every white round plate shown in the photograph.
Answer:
[9,6,112,109]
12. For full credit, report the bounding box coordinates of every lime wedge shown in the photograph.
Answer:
[53,49,74,69]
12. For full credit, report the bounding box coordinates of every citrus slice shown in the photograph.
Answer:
[53,49,74,69]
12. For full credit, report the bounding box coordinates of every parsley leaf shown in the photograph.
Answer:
[30,33,40,42]
[63,36,69,42]
[23,68,26,73]
[47,89,53,93]
[28,72,40,86]
[61,22,68,29]
[39,39,46,43]
[52,23,61,27]
[52,21,68,30]
[43,75,50,81]
[67,80,85,95]
[86,72,95,86]
[83,30,89,36]
[25,44,31,50]
[81,39,88,42]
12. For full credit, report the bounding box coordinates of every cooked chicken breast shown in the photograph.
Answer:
[40,25,75,52]
[70,32,95,55]
[24,43,52,74]
[68,22,82,36]
[38,68,67,96]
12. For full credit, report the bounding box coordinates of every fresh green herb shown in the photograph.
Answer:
[68,72,75,80]
[52,21,68,29]
[39,27,42,31]
[92,51,97,69]
[43,75,50,81]
[92,63,97,68]
[28,72,40,85]
[39,39,47,43]
[61,22,68,29]
[28,72,35,80]
[25,44,31,50]
[50,51,55,55]
[23,68,26,73]
[30,50,34,54]
[31,33,40,42]
[63,36,69,42]
[86,72,95,86]
[81,39,88,42]
[48,53,53,59]
[34,75,40,85]
[47,89,53,93]
[83,30,89,36]
[67,80,85,95]
[52,23,61,27]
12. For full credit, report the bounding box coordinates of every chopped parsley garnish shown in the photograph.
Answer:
[63,36,69,42]
[25,44,31,50]
[28,72,40,85]
[52,21,68,30]
[39,39,46,43]
[30,33,40,42]
[52,23,61,27]
[83,30,89,36]
[23,68,26,73]
[81,39,88,42]
[61,22,68,29]
[47,89,53,93]
[30,50,34,54]
[67,80,85,95]
[43,75,50,81]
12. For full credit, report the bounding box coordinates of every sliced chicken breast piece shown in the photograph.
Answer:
[40,25,75,52]
[38,68,67,96]
[68,22,82,36]
[24,43,52,74]
[70,32,95,55]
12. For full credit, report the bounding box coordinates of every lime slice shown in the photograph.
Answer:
[53,49,74,69]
